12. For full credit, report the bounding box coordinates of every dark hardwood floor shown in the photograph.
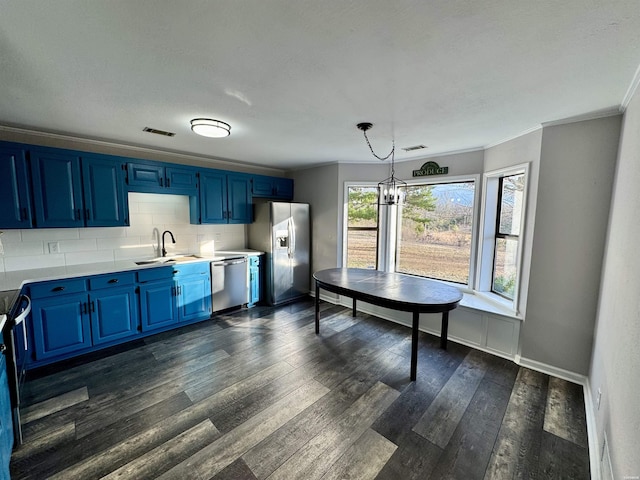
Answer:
[10,299,590,479]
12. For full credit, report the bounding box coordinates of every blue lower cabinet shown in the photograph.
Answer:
[0,333,13,480]
[89,287,138,345]
[31,293,91,360]
[177,274,211,322]
[248,255,261,307]
[139,279,178,332]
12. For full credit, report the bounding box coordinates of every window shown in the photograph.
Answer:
[492,173,525,299]
[345,185,378,269]
[396,181,476,284]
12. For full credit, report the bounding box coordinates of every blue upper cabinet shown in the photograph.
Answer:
[82,154,129,227]
[196,170,227,223]
[227,173,252,224]
[127,162,197,195]
[29,147,129,228]
[251,174,293,200]
[30,148,84,228]
[191,170,252,224]
[0,144,32,229]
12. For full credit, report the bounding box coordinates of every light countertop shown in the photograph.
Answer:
[0,249,264,293]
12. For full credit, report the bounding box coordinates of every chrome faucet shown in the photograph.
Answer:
[161,230,176,257]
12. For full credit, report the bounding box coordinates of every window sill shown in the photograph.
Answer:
[459,290,522,320]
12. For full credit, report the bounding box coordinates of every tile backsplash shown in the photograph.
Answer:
[0,193,246,272]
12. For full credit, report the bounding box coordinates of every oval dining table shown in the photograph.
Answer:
[313,268,463,381]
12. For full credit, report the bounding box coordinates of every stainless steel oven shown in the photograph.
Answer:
[2,294,31,445]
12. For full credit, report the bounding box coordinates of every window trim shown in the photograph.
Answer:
[477,163,529,312]
[395,175,481,288]
[342,182,380,269]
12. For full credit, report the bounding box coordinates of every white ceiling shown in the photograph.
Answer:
[1,1,639,170]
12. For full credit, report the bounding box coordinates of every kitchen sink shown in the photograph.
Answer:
[134,254,204,266]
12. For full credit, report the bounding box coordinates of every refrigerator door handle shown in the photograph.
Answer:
[288,217,296,258]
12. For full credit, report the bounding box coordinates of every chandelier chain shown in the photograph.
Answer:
[362,130,395,162]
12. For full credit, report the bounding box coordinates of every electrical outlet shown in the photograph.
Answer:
[597,388,603,410]
[48,241,60,254]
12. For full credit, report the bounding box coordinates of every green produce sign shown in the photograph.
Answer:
[412,161,449,177]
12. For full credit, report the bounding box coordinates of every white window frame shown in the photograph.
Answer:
[343,175,480,290]
[398,174,481,289]
[342,181,379,268]
[476,163,530,312]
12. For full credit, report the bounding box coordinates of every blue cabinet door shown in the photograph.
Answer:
[251,175,274,197]
[82,155,129,227]
[273,177,294,199]
[198,170,227,224]
[89,286,138,345]
[251,175,293,200]
[249,264,260,306]
[139,279,179,332]
[227,173,252,224]
[166,166,197,194]
[177,275,211,323]
[0,145,32,229]
[30,148,84,228]
[0,333,13,480]
[31,293,91,360]
[126,162,164,190]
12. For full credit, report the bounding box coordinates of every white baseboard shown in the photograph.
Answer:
[514,355,587,386]
[583,378,602,480]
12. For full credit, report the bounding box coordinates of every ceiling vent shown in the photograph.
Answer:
[402,144,427,152]
[143,127,176,137]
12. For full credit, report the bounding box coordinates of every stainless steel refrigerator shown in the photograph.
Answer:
[248,202,310,306]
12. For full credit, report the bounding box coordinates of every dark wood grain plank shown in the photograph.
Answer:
[11,392,193,480]
[412,349,489,448]
[156,380,329,479]
[538,430,590,479]
[209,458,258,480]
[266,381,399,480]
[241,350,404,479]
[98,420,220,480]
[483,368,549,479]
[374,430,443,480]
[427,376,513,479]
[543,376,588,448]
[321,428,397,480]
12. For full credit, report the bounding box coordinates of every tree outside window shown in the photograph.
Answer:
[492,173,524,299]
[345,186,378,269]
[396,181,475,284]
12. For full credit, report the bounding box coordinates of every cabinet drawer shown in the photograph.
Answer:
[137,266,175,283]
[89,272,135,290]
[29,278,87,298]
[173,262,210,277]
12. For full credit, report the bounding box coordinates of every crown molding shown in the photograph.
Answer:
[541,108,622,128]
[621,62,640,112]
[484,125,542,150]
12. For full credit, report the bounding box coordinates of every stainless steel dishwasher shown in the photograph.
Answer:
[211,256,249,312]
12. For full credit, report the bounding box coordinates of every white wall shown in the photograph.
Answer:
[290,163,340,278]
[0,193,245,271]
[521,116,621,375]
[589,86,640,478]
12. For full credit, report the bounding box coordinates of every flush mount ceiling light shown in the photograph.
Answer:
[357,122,407,205]
[190,118,231,138]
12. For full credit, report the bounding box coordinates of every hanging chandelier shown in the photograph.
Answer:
[357,122,407,205]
